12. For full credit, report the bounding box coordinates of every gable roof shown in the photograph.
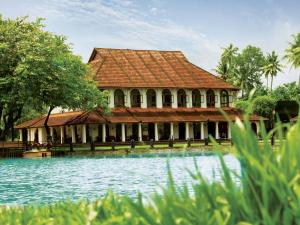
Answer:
[88,48,238,90]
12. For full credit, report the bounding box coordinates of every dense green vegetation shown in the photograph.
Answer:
[0,15,108,141]
[0,116,299,224]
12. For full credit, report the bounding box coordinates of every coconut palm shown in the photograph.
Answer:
[261,51,283,90]
[285,33,300,69]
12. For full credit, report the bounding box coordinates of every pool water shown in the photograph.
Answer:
[0,152,240,205]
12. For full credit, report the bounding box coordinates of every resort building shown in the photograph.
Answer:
[16,48,262,144]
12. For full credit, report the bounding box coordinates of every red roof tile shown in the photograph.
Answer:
[89,48,238,89]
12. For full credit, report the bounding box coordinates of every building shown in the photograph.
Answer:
[16,48,262,144]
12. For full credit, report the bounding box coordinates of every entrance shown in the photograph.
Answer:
[22,129,28,143]
[132,124,138,141]
[161,123,170,140]
[148,123,155,140]
[251,122,257,135]
[178,122,185,140]
[207,122,216,138]
[219,122,228,139]
[193,123,201,139]
[116,123,122,142]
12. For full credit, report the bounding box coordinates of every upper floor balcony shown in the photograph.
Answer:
[107,88,236,109]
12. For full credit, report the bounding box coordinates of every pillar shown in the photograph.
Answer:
[19,130,23,142]
[256,121,260,136]
[109,89,115,108]
[201,90,207,108]
[171,89,178,108]
[156,89,162,108]
[186,90,192,108]
[228,122,231,139]
[121,123,126,142]
[102,124,106,143]
[215,90,221,108]
[82,124,87,143]
[27,129,31,142]
[50,127,53,139]
[154,123,158,141]
[215,122,219,139]
[71,126,76,143]
[125,90,130,107]
[170,122,174,139]
[185,122,190,140]
[60,126,64,144]
[138,123,142,141]
[201,122,205,140]
[141,89,147,108]
[38,128,43,143]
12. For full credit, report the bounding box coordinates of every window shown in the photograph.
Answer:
[130,89,141,107]
[162,89,172,107]
[146,89,156,107]
[192,89,201,107]
[220,90,229,107]
[177,89,187,107]
[114,89,125,107]
[206,89,215,108]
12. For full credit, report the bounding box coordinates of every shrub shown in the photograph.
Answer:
[0,117,300,224]
[252,96,276,118]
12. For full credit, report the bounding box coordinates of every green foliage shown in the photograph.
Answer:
[215,45,266,97]
[0,15,108,140]
[285,33,300,69]
[261,51,283,90]
[1,116,300,224]
[234,100,250,112]
[252,96,276,119]
[271,82,300,102]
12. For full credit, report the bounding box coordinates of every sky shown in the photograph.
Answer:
[1,0,299,87]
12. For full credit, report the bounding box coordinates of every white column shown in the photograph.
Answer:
[50,127,53,138]
[109,89,115,108]
[71,126,76,143]
[170,122,174,139]
[102,124,106,143]
[121,123,126,142]
[215,90,221,108]
[82,124,87,143]
[38,128,43,143]
[141,89,147,108]
[186,89,192,108]
[201,122,205,140]
[216,122,219,139]
[27,129,31,142]
[256,121,260,135]
[31,129,36,142]
[228,122,231,139]
[19,130,23,142]
[60,126,64,144]
[201,90,207,108]
[156,89,162,108]
[185,122,190,140]
[154,123,159,141]
[171,89,178,108]
[138,123,142,141]
[125,89,131,107]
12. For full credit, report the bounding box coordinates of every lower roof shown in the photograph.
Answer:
[16,107,265,129]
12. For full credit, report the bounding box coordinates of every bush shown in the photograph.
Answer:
[252,96,276,118]
[0,118,300,224]
[234,100,251,112]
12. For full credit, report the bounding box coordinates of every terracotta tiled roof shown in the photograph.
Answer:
[16,107,264,129]
[89,48,238,89]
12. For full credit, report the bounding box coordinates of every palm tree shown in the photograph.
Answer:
[285,33,300,69]
[261,51,283,90]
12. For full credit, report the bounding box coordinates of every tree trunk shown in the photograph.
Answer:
[270,76,273,91]
[266,76,269,90]
[44,106,54,143]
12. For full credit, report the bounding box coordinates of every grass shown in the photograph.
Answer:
[1,117,299,224]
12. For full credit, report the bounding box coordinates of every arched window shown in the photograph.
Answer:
[130,89,141,107]
[192,89,201,107]
[177,89,187,107]
[146,89,156,107]
[206,89,215,108]
[114,89,125,107]
[162,89,172,107]
[220,90,229,107]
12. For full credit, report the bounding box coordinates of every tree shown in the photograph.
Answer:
[252,96,276,119]
[215,45,266,97]
[261,51,283,90]
[0,15,108,141]
[215,44,238,81]
[271,82,300,102]
[285,33,300,69]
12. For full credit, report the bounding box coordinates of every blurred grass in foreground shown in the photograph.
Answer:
[1,116,300,225]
